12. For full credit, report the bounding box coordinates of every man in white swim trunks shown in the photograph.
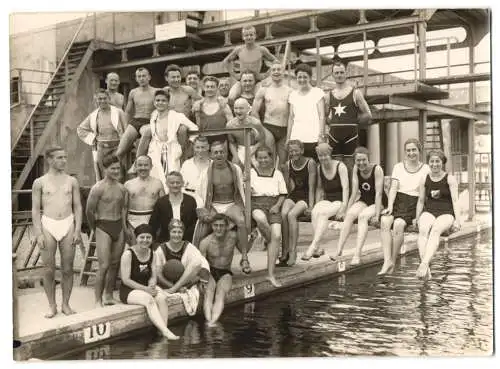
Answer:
[226,98,267,169]
[195,141,252,274]
[32,147,83,318]
[124,155,165,238]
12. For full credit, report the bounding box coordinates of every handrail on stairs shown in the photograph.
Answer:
[11,13,91,155]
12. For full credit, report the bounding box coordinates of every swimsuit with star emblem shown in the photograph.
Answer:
[328,87,361,156]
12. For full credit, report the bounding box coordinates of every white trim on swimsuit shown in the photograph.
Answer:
[41,214,74,242]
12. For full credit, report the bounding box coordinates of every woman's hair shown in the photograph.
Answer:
[134,224,154,238]
[315,142,333,154]
[287,140,304,150]
[294,63,313,77]
[168,219,185,232]
[403,138,423,153]
[426,149,448,166]
[353,146,370,159]
[255,145,273,158]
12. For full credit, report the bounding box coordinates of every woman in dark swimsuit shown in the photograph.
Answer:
[330,146,387,264]
[415,150,461,280]
[280,140,317,266]
[119,224,179,340]
[303,143,349,260]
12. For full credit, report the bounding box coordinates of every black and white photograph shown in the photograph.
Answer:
[8,6,493,361]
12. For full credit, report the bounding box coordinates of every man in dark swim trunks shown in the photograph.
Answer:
[86,155,128,307]
[199,214,237,326]
[326,58,372,165]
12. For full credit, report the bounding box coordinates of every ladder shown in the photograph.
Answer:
[78,230,98,286]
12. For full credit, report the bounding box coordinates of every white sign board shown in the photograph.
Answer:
[83,322,111,344]
[155,20,187,42]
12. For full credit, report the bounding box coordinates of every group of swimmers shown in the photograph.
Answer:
[28,24,461,339]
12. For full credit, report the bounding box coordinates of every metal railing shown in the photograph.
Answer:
[12,13,90,156]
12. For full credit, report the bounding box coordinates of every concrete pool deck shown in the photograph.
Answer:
[13,218,491,361]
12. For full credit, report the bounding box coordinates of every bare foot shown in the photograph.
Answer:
[329,250,342,262]
[267,275,282,288]
[351,255,361,265]
[95,301,103,309]
[206,321,218,328]
[61,305,76,315]
[163,329,180,340]
[287,252,297,266]
[44,305,58,319]
[103,297,116,306]
[377,261,394,275]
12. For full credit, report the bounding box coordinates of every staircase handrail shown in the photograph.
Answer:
[11,13,90,153]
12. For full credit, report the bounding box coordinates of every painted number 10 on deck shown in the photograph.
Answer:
[83,322,111,344]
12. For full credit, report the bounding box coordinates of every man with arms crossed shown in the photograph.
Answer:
[199,214,237,326]
[86,155,128,307]
[32,147,83,317]
[115,67,158,167]
[124,155,165,237]
[252,61,292,167]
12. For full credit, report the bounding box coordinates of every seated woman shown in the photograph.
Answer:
[415,150,461,280]
[330,147,387,264]
[155,219,210,294]
[250,146,288,288]
[303,143,349,260]
[379,138,430,275]
[119,224,179,340]
[280,140,316,266]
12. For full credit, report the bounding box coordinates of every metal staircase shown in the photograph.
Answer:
[11,15,94,207]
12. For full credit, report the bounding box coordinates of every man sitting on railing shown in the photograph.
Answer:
[77,88,127,181]
[32,146,83,318]
[194,141,252,275]
[115,67,158,173]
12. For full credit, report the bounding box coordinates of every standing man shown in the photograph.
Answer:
[185,71,202,96]
[199,214,237,326]
[124,155,165,235]
[218,77,231,99]
[78,89,127,181]
[195,141,251,274]
[105,72,125,110]
[252,61,292,167]
[149,171,200,243]
[326,59,372,163]
[86,155,128,307]
[32,147,83,318]
[180,135,212,205]
[115,67,158,167]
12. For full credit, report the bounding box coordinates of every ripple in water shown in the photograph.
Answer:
[64,235,492,359]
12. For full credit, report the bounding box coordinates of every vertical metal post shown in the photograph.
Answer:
[243,128,251,232]
[413,24,418,83]
[112,13,116,44]
[363,31,368,96]
[446,37,451,94]
[13,253,19,346]
[315,38,321,87]
[18,69,22,104]
[418,21,427,153]
[467,28,477,221]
